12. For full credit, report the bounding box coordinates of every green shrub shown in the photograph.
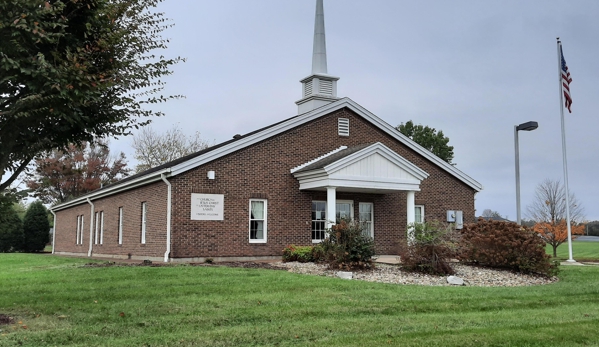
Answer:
[22,201,50,252]
[398,220,459,275]
[0,204,24,253]
[458,219,558,276]
[319,220,375,270]
[282,245,315,263]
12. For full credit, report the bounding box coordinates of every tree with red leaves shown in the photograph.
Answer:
[25,140,129,204]
[534,221,585,258]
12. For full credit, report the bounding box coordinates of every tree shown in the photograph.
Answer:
[25,140,129,204]
[481,209,503,218]
[132,125,211,173]
[0,0,182,191]
[0,195,23,252]
[526,179,585,224]
[22,201,50,252]
[397,121,454,163]
[533,220,584,257]
[526,179,586,257]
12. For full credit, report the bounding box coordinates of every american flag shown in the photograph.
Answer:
[560,45,572,113]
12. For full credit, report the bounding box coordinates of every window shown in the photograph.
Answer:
[76,215,82,244]
[359,202,374,238]
[118,207,123,245]
[94,212,99,244]
[141,202,147,244]
[249,200,267,243]
[99,211,104,245]
[312,201,327,242]
[335,201,353,223]
[415,205,425,224]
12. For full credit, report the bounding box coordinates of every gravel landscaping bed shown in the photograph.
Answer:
[275,261,558,287]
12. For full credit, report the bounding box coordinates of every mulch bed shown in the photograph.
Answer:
[0,314,14,325]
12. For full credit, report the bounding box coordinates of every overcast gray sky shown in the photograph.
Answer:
[104,1,599,221]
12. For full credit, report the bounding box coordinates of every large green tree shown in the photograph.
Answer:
[22,201,50,252]
[0,0,182,191]
[0,196,24,252]
[397,121,454,163]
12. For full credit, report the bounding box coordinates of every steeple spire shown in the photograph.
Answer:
[296,0,340,115]
[312,0,327,74]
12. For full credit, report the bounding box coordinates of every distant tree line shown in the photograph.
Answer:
[0,196,50,253]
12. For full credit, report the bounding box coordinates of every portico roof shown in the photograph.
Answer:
[291,142,429,193]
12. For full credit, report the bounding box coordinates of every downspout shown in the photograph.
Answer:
[50,209,57,254]
[86,198,94,257]
[161,173,172,263]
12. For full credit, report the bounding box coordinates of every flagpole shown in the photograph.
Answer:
[557,37,575,263]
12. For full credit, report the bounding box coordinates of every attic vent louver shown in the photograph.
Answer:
[304,80,313,97]
[319,80,333,95]
[338,118,349,136]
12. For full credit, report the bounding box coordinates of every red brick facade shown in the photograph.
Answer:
[53,107,478,261]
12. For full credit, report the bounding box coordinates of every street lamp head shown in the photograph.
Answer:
[516,121,538,131]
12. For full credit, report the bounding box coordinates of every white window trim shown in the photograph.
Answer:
[359,202,374,239]
[415,205,425,224]
[76,215,81,245]
[249,199,267,243]
[118,207,123,245]
[141,202,147,244]
[99,211,104,245]
[94,212,99,245]
[311,200,327,243]
[80,215,84,245]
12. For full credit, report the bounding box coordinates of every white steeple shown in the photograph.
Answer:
[296,0,340,115]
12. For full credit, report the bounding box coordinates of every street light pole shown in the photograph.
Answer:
[514,121,538,225]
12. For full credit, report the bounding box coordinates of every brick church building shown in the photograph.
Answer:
[51,0,483,262]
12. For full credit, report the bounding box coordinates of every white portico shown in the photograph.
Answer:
[291,143,429,230]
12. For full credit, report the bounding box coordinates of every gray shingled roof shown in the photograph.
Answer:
[294,143,373,173]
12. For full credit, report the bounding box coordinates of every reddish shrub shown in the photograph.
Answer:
[458,219,558,276]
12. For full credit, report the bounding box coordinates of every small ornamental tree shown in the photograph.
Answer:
[22,201,50,252]
[534,220,584,257]
[0,202,24,252]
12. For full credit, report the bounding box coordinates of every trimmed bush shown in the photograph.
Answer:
[319,220,375,270]
[458,218,558,276]
[398,221,459,275]
[282,245,315,263]
[22,201,50,252]
[0,205,24,253]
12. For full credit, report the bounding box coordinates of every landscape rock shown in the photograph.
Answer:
[337,271,353,279]
[447,275,464,285]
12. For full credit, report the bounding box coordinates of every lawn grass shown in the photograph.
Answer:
[546,241,599,261]
[1,254,598,346]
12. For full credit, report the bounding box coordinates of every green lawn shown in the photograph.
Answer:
[546,241,599,261]
[1,254,599,347]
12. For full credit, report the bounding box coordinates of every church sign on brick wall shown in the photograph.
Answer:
[191,194,224,220]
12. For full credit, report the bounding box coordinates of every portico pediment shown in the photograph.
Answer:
[291,142,429,193]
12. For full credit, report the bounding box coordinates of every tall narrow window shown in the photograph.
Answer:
[415,205,425,224]
[94,212,99,244]
[80,215,84,245]
[311,201,326,242]
[141,202,147,244]
[99,211,104,245]
[359,202,374,238]
[76,215,81,244]
[249,200,267,243]
[118,207,123,245]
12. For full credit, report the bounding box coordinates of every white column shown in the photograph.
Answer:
[326,186,336,229]
[406,191,416,242]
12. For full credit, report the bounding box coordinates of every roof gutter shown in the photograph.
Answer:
[161,173,172,263]
[50,210,57,254]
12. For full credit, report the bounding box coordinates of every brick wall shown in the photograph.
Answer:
[54,107,477,260]
[168,107,476,258]
[54,182,168,260]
